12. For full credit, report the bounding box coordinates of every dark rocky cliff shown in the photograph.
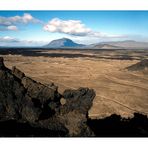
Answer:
[0,57,95,137]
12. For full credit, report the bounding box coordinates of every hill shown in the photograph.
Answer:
[92,43,122,49]
[126,59,148,74]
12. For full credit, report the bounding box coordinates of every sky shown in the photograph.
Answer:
[0,11,148,47]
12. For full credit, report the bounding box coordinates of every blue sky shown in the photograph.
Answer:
[0,11,148,46]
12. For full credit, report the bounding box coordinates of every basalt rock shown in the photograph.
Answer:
[0,57,5,70]
[12,66,25,79]
[0,58,61,123]
[62,88,95,114]
[58,88,95,136]
[0,57,95,136]
[87,113,148,137]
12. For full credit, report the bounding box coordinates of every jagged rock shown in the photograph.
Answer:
[12,66,25,79]
[0,57,96,136]
[0,57,61,121]
[21,105,42,123]
[46,82,58,91]
[57,110,94,136]
[21,76,60,106]
[57,88,95,136]
[0,57,5,70]
[62,87,95,114]
[0,59,26,119]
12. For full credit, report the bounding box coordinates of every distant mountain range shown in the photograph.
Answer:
[43,38,148,49]
[1,38,148,49]
[97,40,148,49]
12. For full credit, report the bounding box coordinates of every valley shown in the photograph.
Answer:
[1,48,148,119]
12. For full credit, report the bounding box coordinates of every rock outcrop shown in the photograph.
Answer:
[87,113,148,137]
[127,59,148,72]
[0,57,95,136]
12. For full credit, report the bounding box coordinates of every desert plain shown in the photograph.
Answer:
[1,48,148,119]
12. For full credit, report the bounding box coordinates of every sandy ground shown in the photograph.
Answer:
[1,49,148,119]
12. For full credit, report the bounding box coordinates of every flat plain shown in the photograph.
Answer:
[1,48,148,119]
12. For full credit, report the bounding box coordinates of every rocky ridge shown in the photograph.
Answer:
[0,57,95,136]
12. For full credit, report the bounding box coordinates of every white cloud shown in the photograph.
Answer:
[0,36,19,42]
[0,17,11,26]
[7,25,18,31]
[0,13,41,31]
[8,13,41,24]
[43,18,126,39]
[43,18,92,36]
[0,25,18,31]
[3,36,13,40]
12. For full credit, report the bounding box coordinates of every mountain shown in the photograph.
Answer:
[97,40,148,49]
[90,43,122,49]
[44,38,85,48]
